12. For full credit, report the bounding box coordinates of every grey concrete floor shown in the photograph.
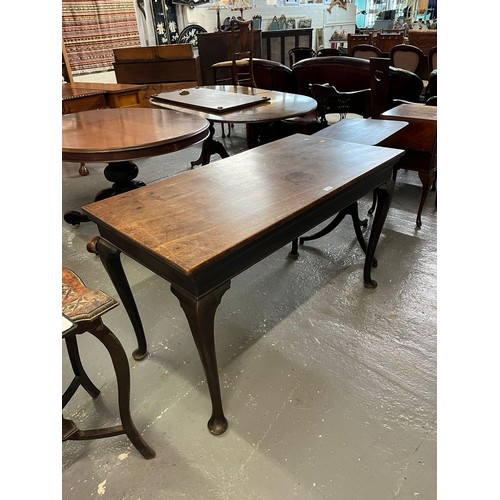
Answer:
[62,123,437,499]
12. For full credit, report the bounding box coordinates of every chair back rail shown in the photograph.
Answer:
[350,44,382,59]
[390,44,424,73]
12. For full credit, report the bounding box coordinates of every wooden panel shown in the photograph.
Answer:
[62,83,144,113]
[113,44,194,61]
[106,91,142,108]
[113,44,200,87]
[62,93,107,114]
[113,58,200,84]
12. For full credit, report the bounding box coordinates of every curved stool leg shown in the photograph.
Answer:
[416,170,435,228]
[88,319,156,459]
[63,335,100,407]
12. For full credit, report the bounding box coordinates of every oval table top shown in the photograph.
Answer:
[62,107,210,163]
[150,85,317,124]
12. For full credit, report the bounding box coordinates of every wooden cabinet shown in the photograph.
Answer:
[261,29,313,67]
[197,31,262,85]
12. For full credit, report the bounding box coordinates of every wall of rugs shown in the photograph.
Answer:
[62,0,141,74]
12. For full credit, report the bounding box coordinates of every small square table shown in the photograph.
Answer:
[378,103,437,227]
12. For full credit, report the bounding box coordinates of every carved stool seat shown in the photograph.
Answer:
[62,267,155,459]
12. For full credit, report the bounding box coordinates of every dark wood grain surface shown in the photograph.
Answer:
[313,118,408,145]
[62,82,143,100]
[62,107,210,163]
[152,87,270,113]
[83,133,403,276]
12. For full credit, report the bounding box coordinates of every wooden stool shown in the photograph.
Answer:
[62,267,155,459]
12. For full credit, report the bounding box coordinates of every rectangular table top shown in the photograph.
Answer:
[83,134,403,285]
[312,118,408,146]
[381,103,437,122]
[152,87,270,113]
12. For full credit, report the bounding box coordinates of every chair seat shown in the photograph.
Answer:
[62,267,118,324]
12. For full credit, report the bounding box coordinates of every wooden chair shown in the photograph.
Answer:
[62,267,155,459]
[289,47,316,67]
[212,19,256,87]
[212,19,256,137]
[309,83,371,125]
[252,58,294,92]
[375,33,404,54]
[390,44,424,73]
[350,44,382,60]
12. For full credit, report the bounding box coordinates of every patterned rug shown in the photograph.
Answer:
[62,0,141,74]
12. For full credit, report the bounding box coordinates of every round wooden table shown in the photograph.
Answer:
[62,107,210,225]
[150,85,317,166]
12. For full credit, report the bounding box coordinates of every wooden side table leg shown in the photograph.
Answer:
[416,170,436,228]
[91,237,149,360]
[89,320,156,459]
[364,179,394,289]
[171,282,231,436]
